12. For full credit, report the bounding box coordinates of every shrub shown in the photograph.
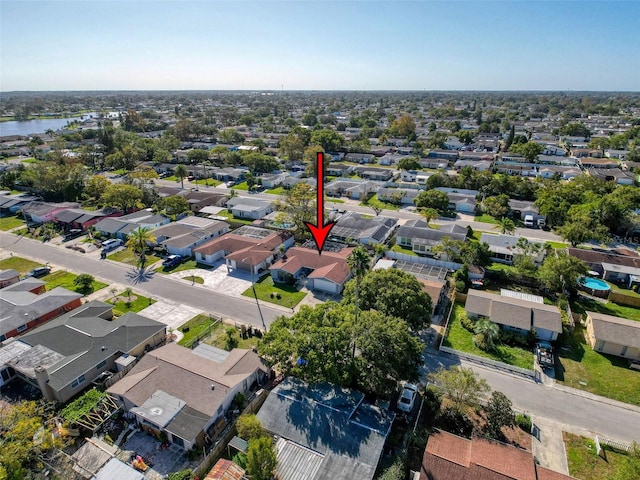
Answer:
[74,273,95,293]
[224,327,240,350]
[515,413,532,432]
[437,407,473,438]
[455,280,467,293]
[473,333,489,351]
[460,312,476,332]
[233,392,247,410]
[232,452,247,469]
[167,470,194,480]
[500,330,529,348]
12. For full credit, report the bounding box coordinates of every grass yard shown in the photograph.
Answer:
[177,314,222,347]
[390,244,418,256]
[474,214,501,225]
[443,303,534,370]
[215,209,255,225]
[360,194,401,211]
[154,259,210,274]
[42,271,107,294]
[572,297,640,322]
[108,291,155,315]
[205,327,260,350]
[231,181,249,191]
[0,215,25,231]
[608,282,640,300]
[0,256,43,275]
[192,178,222,186]
[242,274,306,308]
[546,240,570,249]
[326,198,345,204]
[555,324,640,405]
[183,275,204,284]
[107,247,163,266]
[564,432,631,480]
[265,187,285,195]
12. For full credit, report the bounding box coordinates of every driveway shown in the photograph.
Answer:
[137,301,203,331]
[167,261,253,296]
[531,416,570,475]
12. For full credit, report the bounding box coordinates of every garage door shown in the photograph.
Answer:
[312,279,338,294]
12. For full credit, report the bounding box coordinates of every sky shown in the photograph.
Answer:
[1,0,639,92]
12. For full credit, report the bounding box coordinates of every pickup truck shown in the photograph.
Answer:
[536,341,554,368]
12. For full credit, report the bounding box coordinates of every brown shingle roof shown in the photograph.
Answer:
[567,248,640,269]
[587,311,640,349]
[272,247,352,285]
[194,231,287,256]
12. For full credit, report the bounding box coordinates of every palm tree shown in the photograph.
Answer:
[493,217,516,235]
[420,207,439,227]
[474,317,500,351]
[202,160,211,186]
[126,226,156,267]
[174,164,188,189]
[347,246,371,325]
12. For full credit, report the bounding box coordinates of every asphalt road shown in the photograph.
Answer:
[423,350,640,444]
[0,231,287,329]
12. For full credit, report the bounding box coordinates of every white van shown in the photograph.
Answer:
[101,238,124,252]
[524,215,535,228]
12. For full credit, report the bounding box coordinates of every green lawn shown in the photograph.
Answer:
[232,181,249,191]
[360,194,401,211]
[242,275,306,308]
[108,291,155,315]
[183,275,204,284]
[0,215,25,231]
[42,271,107,294]
[154,259,210,274]
[21,158,37,163]
[474,214,501,225]
[572,297,640,322]
[265,187,285,195]
[390,244,418,256]
[107,247,163,266]
[0,256,43,275]
[555,324,640,405]
[215,209,256,225]
[564,432,631,480]
[192,178,222,186]
[326,198,345,204]
[546,240,570,249]
[443,303,534,370]
[177,314,222,347]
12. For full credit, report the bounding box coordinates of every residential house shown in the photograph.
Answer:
[0,192,40,215]
[0,278,83,341]
[427,149,459,163]
[108,343,268,450]
[499,153,528,163]
[453,159,493,172]
[377,187,420,206]
[180,190,229,213]
[458,151,494,162]
[587,168,636,185]
[419,157,450,169]
[226,197,273,220]
[270,246,352,294]
[354,166,395,182]
[326,163,355,177]
[508,200,545,222]
[436,188,478,213]
[0,269,19,289]
[567,248,640,285]
[579,157,619,169]
[465,289,562,341]
[494,161,537,177]
[399,170,418,182]
[537,165,582,180]
[605,149,630,160]
[480,233,546,265]
[93,209,170,240]
[0,300,166,403]
[378,153,404,166]
[152,216,230,258]
[211,167,246,182]
[325,179,379,200]
[585,311,640,361]
[260,172,288,189]
[193,226,294,274]
[256,377,394,480]
[329,212,397,245]
[396,219,467,256]
[21,201,81,224]
[419,429,575,480]
[345,152,375,164]
[542,144,568,156]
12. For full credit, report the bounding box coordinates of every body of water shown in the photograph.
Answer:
[0,113,99,137]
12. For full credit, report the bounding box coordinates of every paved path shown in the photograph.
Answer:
[531,416,570,475]
[0,231,289,330]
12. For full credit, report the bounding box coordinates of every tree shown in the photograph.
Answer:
[174,164,188,189]
[483,194,510,218]
[73,273,95,293]
[279,132,305,161]
[274,183,316,235]
[389,114,416,138]
[457,130,475,145]
[485,391,515,440]
[493,217,516,235]
[100,184,143,213]
[513,237,542,278]
[161,195,189,217]
[537,251,588,293]
[473,317,500,351]
[84,175,111,200]
[310,128,345,151]
[414,189,451,215]
[428,367,490,414]
[187,148,209,164]
[342,268,432,331]
[397,157,422,171]
[246,436,277,480]
[510,141,544,162]
[236,414,267,441]
[347,246,371,326]
[505,125,515,150]
[126,226,156,267]
[559,122,591,138]
[242,152,280,173]
[420,207,439,225]
[556,206,610,246]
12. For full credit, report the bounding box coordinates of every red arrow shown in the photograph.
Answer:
[304,152,335,255]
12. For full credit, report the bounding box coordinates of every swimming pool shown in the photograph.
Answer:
[580,277,611,291]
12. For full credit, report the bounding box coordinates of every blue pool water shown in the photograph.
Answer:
[580,277,611,291]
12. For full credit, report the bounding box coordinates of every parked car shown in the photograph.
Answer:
[63,229,84,241]
[26,266,51,278]
[226,180,236,187]
[397,383,418,413]
[101,238,124,252]
[162,254,183,268]
[536,341,554,368]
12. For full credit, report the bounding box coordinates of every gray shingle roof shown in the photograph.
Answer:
[587,311,640,349]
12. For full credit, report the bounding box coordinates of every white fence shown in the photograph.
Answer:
[595,435,635,456]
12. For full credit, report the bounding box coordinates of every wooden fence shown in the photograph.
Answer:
[609,291,640,308]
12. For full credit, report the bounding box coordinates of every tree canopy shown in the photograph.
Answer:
[537,251,588,293]
[428,366,490,414]
[414,189,451,214]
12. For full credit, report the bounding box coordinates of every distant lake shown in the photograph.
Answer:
[0,113,99,137]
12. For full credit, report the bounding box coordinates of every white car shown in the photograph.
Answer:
[101,238,124,252]
[397,383,418,413]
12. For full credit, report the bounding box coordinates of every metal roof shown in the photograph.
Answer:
[394,260,448,281]
[131,390,185,429]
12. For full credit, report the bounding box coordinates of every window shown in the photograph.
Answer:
[0,334,5,342]
[71,375,86,389]
[621,346,628,357]
[16,324,28,333]
[171,435,185,448]
[596,340,605,351]
[96,360,107,370]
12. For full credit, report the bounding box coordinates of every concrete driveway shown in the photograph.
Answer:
[137,301,203,331]
[532,416,570,475]
[168,262,253,296]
